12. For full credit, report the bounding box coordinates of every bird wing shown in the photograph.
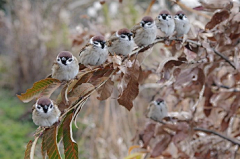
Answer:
[106,34,119,47]
[79,43,92,56]
[51,62,60,78]
[130,23,142,38]
[32,104,35,112]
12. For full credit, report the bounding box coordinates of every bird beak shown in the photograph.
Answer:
[127,33,133,41]
[100,41,106,49]
[43,105,48,113]
[61,57,67,65]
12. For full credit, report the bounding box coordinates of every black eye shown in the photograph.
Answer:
[57,58,60,61]
[93,41,98,45]
[68,58,72,62]
[168,15,171,18]
[50,104,53,108]
[37,106,41,109]
[121,35,125,38]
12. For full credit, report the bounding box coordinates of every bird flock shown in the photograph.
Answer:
[32,10,190,127]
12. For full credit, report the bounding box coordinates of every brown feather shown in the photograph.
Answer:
[79,43,92,56]
[106,34,119,47]
[130,23,142,38]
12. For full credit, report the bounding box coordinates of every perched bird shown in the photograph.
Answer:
[147,98,168,122]
[174,11,191,38]
[32,97,61,127]
[107,28,135,56]
[79,35,108,66]
[52,51,79,81]
[131,16,157,47]
[155,10,175,37]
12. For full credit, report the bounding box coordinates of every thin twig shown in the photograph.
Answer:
[170,37,236,69]
[144,0,156,15]
[213,48,236,69]
[194,127,240,146]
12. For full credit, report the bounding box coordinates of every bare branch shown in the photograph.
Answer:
[213,48,236,69]
[194,127,240,146]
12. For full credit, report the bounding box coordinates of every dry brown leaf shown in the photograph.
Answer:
[139,123,156,148]
[150,134,172,158]
[68,83,95,100]
[205,10,230,30]
[117,77,139,111]
[97,78,114,100]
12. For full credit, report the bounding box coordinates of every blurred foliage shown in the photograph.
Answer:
[0,89,35,159]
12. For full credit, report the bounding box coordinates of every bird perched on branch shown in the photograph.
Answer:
[32,97,61,127]
[79,35,108,66]
[147,98,168,122]
[131,16,157,47]
[52,51,79,81]
[174,11,191,38]
[155,10,175,38]
[107,28,135,56]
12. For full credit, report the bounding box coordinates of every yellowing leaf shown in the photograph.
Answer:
[24,136,40,159]
[42,126,61,159]
[17,78,61,103]
[128,145,141,155]
[63,112,78,159]
[24,140,32,159]
[124,152,144,159]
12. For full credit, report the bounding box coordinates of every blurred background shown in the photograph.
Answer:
[0,0,213,158]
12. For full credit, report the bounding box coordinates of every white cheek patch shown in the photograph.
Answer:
[90,37,94,44]
[66,60,72,65]
[124,36,130,41]
[116,32,120,37]
[96,42,102,48]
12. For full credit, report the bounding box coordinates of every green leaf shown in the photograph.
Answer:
[63,112,78,159]
[42,126,62,159]
[24,136,40,159]
[17,78,61,103]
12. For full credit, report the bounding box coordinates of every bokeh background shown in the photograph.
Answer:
[0,0,226,158]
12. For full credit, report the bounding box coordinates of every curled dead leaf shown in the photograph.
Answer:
[97,78,114,100]
[139,123,156,148]
[205,10,230,30]
[150,134,172,158]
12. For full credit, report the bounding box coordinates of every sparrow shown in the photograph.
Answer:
[79,35,108,66]
[174,11,191,38]
[155,10,175,37]
[52,51,79,81]
[107,28,135,56]
[32,97,61,127]
[147,98,168,122]
[131,16,157,47]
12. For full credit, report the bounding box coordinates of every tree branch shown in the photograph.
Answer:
[213,48,236,69]
[194,127,240,146]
